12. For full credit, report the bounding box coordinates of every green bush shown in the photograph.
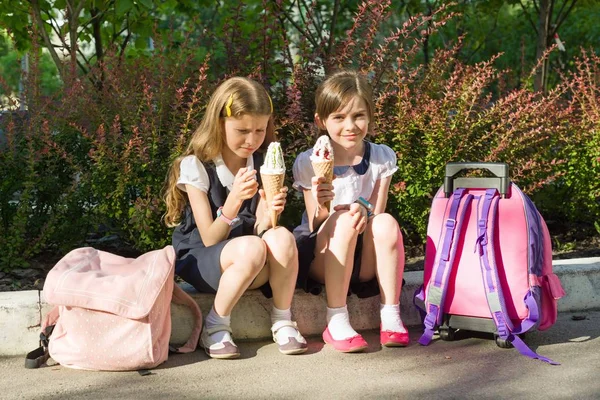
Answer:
[1,1,599,272]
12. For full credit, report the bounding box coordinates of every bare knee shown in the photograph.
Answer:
[262,227,297,261]
[228,236,266,277]
[326,210,360,240]
[370,213,402,246]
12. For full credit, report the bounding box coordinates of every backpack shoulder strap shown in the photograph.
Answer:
[24,306,59,369]
[476,188,558,365]
[169,284,203,353]
[419,188,474,346]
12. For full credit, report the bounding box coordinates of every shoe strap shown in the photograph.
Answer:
[204,324,233,336]
[271,320,298,335]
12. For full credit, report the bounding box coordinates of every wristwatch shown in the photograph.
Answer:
[217,207,241,227]
[354,197,374,217]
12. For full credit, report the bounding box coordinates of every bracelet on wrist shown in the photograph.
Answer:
[354,197,374,217]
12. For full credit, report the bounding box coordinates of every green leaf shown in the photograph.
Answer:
[116,0,134,16]
[137,0,153,9]
[134,36,147,49]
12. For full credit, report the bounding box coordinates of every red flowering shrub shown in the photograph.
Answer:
[1,1,598,271]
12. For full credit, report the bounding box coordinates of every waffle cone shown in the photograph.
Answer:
[260,172,285,228]
[311,160,334,211]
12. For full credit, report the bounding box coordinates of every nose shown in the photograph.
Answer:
[247,131,262,146]
[344,117,355,130]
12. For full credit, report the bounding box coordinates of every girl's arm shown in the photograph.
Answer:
[254,195,268,234]
[186,184,244,247]
[304,176,333,232]
[186,167,257,247]
[254,187,289,235]
[369,175,392,215]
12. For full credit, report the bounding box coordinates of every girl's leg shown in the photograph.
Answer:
[359,213,408,346]
[250,227,307,355]
[248,227,298,308]
[215,236,267,315]
[202,236,267,359]
[311,210,359,307]
[311,211,367,350]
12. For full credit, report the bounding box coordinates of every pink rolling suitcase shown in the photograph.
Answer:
[415,163,566,364]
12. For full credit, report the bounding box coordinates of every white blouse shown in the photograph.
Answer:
[176,154,255,193]
[292,141,398,208]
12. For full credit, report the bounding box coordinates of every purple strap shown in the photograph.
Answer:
[477,189,558,365]
[419,189,473,346]
[413,285,426,322]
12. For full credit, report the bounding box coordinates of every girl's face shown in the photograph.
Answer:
[316,95,369,150]
[222,114,269,160]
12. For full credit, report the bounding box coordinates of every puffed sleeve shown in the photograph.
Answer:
[292,150,314,191]
[375,144,398,179]
[177,155,210,193]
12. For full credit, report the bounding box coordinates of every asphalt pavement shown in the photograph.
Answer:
[1,311,598,400]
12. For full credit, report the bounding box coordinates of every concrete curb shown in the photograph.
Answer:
[1,257,599,356]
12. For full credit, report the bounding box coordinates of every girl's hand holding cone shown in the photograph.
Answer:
[259,186,288,229]
[311,175,335,212]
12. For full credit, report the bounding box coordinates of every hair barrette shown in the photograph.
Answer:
[225,93,234,117]
[267,94,273,114]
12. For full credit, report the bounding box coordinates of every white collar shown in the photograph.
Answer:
[213,153,254,191]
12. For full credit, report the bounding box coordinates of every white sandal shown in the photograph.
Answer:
[271,320,308,355]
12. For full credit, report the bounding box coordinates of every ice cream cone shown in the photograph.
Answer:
[261,172,285,228]
[311,159,334,211]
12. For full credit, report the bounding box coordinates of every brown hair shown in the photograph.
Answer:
[314,70,375,135]
[163,77,275,227]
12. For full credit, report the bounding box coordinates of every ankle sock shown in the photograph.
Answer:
[326,305,359,340]
[205,307,234,344]
[271,306,298,344]
[380,303,407,333]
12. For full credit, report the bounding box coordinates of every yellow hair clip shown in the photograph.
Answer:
[225,93,234,117]
[267,94,273,114]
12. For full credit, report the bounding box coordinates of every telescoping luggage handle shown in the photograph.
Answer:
[444,162,510,198]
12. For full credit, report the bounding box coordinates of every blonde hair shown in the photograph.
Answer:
[163,77,275,227]
[314,70,374,135]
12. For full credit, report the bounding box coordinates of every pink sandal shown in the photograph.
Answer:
[322,327,368,353]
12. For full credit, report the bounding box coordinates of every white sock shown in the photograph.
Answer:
[205,307,234,344]
[380,303,407,333]
[271,306,298,343]
[326,305,359,340]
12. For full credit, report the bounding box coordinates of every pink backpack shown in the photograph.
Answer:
[25,246,202,371]
[415,163,566,364]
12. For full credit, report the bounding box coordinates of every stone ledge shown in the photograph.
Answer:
[1,257,598,356]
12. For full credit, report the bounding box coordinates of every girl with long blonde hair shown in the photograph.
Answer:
[165,77,307,359]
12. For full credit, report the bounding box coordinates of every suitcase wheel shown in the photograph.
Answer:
[439,327,457,341]
[494,335,513,349]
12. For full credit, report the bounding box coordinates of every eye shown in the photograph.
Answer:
[332,115,344,120]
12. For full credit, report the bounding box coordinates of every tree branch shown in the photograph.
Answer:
[554,0,578,34]
[119,23,132,59]
[90,7,104,63]
[30,0,65,81]
[518,0,539,35]
[327,0,341,56]
[272,0,318,48]
[299,0,321,37]
[277,16,294,69]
